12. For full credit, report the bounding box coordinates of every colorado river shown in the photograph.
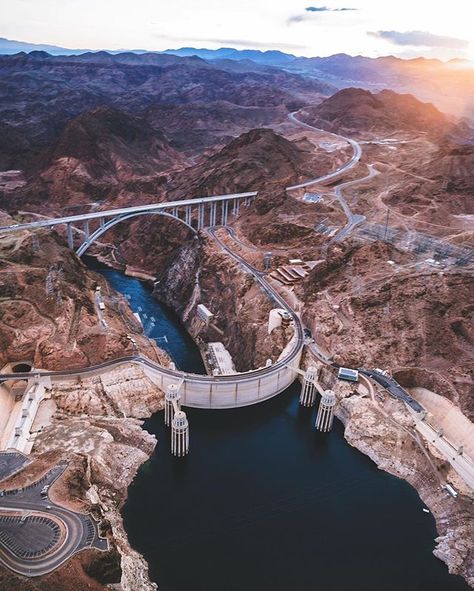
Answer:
[89,262,470,591]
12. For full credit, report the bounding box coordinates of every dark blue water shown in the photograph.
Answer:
[86,260,205,374]
[89,260,470,591]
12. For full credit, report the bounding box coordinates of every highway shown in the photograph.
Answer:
[328,166,381,243]
[0,465,107,577]
[286,110,366,242]
[410,414,474,491]
[286,112,362,191]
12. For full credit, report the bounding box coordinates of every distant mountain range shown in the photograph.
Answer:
[0,37,473,119]
[0,37,90,55]
[1,35,472,65]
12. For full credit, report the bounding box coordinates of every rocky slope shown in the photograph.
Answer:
[297,240,474,420]
[16,107,181,211]
[169,128,315,199]
[144,100,288,153]
[298,88,455,137]
[424,135,474,194]
[0,211,167,370]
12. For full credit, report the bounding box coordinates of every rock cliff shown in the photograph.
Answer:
[154,235,293,371]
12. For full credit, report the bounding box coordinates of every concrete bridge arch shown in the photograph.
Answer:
[75,210,197,256]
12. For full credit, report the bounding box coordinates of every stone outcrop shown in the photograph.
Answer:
[0,217,169,371]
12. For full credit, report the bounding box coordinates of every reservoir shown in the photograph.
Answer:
[89,263,470,591]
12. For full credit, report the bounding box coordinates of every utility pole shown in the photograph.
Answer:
[384,208,390,242]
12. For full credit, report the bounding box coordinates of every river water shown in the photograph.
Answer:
[89,262,470,591]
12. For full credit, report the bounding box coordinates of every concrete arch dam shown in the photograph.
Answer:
[0,341,303,409]
[0,249,304,409]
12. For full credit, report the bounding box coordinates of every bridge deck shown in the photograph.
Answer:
[0,192,258,233]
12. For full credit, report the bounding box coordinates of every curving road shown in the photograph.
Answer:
[286,112,362,191]
[328,166,381,243]
[0,464,107,576]
[286,110,367,242]
[358,368,424,413]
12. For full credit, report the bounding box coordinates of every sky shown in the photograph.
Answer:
[1,0,473,60]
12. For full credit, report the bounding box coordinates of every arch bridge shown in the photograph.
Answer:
[0,192,257,256]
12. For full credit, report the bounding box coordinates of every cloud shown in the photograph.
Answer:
[368,30,469,49]
[305,5,357,11]
[288,5,357,25]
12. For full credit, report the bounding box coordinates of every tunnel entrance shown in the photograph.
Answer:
[11,363,32,374]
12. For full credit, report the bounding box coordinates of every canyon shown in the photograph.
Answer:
[0,49,473,590]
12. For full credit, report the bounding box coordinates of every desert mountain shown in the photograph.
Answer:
[144,101,286,152]
[425,135,474,194]
[0,51,332,174]
[298,88,453,136]
[168,128,310,199]
[19,107,180,208]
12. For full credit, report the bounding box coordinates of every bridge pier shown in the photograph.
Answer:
[165,384,180,426]
[171,410,189,457]
[84,221,90,240]
[221,201,229,225]
[315,390,336,432]
[198,204,205,230]
[210,203,217,226]
[185,205,192,226]
[66,223,74,249]
[299,366,317,407]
